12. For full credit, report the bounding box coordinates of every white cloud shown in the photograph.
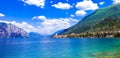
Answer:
[0,16,78,35]
[99,2,105,5]
[52,2,72,10]
[32,16,47,21]
[50,1,53,4]
[32,16,78,34]
[70,14,75,17]
[0,13,5,17]
[22,0,45,8]
[113,0,120,4]
[76,0,99,10]
[75,0,98,16]
[75,10,86,16]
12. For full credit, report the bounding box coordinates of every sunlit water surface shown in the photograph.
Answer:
[0,37,120,58]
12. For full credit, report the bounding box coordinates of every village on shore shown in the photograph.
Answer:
[53,31,120,38]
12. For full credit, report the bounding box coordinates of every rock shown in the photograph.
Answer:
[0,22,28,38]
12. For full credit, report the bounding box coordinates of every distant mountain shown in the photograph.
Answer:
[29,32,41,38]
[0,22,28,38]
[62,4,120,34]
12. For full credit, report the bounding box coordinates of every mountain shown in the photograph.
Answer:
[62,4,120,35]
[29,32,41,38]
[89,13,120,32]
[0,22,28,38]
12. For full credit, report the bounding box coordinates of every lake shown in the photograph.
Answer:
[0,37,120,58]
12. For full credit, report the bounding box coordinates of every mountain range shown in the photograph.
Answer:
[61,3,120,35]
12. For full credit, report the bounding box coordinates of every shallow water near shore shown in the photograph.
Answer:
[0,37,120,58]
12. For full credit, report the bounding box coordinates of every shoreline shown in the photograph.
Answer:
[53,31,120,38]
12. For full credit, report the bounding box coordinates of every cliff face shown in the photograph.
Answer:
[0,22,28,38]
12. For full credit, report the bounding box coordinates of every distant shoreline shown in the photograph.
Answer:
[53,31,120,38]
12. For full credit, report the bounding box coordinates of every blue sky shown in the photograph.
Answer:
[0,0,119,35]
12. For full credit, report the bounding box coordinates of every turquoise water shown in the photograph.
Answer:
[0,37,120,58]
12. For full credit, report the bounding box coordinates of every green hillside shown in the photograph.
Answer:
[90,13,120,32]
[62,4,120,34]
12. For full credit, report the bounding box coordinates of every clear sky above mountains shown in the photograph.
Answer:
[0,0,119,35]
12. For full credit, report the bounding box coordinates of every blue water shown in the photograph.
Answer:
[0,37,120,58]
